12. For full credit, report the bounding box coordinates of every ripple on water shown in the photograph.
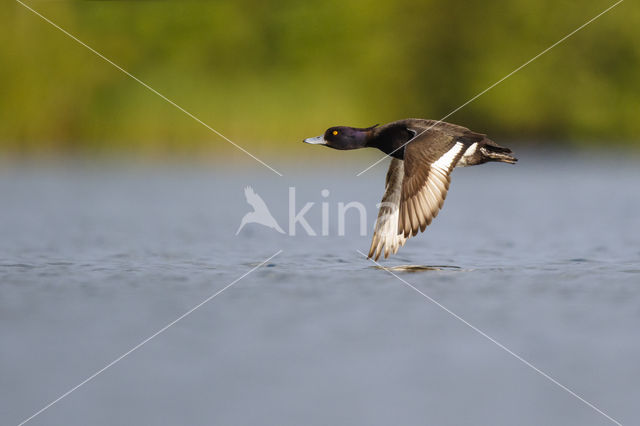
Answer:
[374,264,462,272]
[1,263,36,269]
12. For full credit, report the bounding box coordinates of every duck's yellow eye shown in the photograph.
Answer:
[332,130,338,136]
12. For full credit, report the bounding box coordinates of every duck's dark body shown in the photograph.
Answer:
[365,122,414,159]
[366,119,515,166]
[303,118,517,260]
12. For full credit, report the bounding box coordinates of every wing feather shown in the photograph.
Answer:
[368,158,406,261]
[368,124,478,259]
[398,131,467,238]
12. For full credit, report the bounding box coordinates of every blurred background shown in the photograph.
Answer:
[2,0,639,161]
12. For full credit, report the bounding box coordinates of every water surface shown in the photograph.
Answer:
[1,153,639,425]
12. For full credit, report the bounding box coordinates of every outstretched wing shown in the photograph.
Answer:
[398,130,469,238]
[368,158,406,260]
[244,186,270,212]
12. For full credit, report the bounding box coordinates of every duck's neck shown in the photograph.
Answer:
[366,124,413,159]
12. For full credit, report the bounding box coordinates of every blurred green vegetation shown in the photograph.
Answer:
[1,0,639,157]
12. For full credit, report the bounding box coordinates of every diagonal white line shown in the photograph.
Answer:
[15,0,283,177]
[17,250,283,426]
[356,0,624,176]
[357,250,622,426]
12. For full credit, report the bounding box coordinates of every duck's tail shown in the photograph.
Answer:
[479,142,518,164]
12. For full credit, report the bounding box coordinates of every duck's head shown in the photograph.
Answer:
[303,125,378,150]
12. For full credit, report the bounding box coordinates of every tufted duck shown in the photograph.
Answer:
[303,118,517,260]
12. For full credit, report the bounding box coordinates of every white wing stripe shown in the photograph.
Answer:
[432,142,465,173]
[372,143,465,256]
[401,142,465,237]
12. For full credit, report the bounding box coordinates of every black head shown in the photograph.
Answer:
[303,124,378,150]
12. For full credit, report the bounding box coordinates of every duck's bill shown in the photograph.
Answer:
[303,136,326,145]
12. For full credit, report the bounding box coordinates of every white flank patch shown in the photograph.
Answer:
[456,142,478,167]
